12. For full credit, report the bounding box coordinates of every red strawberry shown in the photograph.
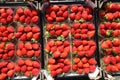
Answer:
[33,33,40,40]
[32,43,39,50]
[70,13,75,20]
[48,58,56,64]
[51,71,57,77]
[21,65,27,72]
[6,43,15,50]
[60,51,68,58]
[15,32,22,38]
[88,58,97,65]
[27,50,34,58]
[83,63,89,68]
[56,68,62,75]
[25,59,33,66]
[24,25,32,32]
[56,17,64,22]
[71,5,78,12]
[15,65,21,72]
[34,50,41,57]
[63,65,70,73]
[74,33,80,38]
[60,5,68,12]
[64,58,70,65]
[83,68,89,74]
[17,59,25,66]
[55,30,62,36]
[77,68,83,74]
[8,50,14,57]
[27,66,33,71]
[103,56,111,65]
[24,8,31,16]
[50,11,56,19]
[7,26,14,33]
[63,11,68,19]
[17,25,24,32]
[63,40,70,47]
[89,65,96,72]
[32,68,39,76]
[78,51,85,57]
[57,10,63,16]
[81,57,88,64]
[6,8,13,15]
[73,40,82,47]
[56,40,63,46]
[47,16,54,22]
[8,33,14,40]
[72,64,78,71]
[16,7,24,14]
[0,73,7,80]
[77,61,83,68]
[25,17,31,24]
[48,40,55,47]
[0,62,8,68]
[51,46,57,53]
[75,12,81,20]
[14,14,19,21]
[73,57,80,64]
[7,70,14,77]
[32,10,38,16]
[32,16,39,23]
[25,42,32,50]
[52,5,59,12]
[111,65,119,72]
[16,49,22,57]
[19,15,25,22]
[110,56,116,65]
[33,61,40,68]
[20,33,27,41]
[116,56,120,63]
[18,41,24,49]
[21,48,27,55]
[53,51,60,58]
[25,71,31,77]
[27,32,33,39]
[1,68,8,73]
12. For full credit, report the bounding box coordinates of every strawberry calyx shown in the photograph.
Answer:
[45,31,50,38]
[79,18,86,23]
[57,36,65,41]
[106,30,113,36]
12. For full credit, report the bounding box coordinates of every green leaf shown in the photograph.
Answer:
[45,31,50,38]
[106,30,113,36]
[79,18,86,23]
[31,38,37,43]
[57,36,65,41]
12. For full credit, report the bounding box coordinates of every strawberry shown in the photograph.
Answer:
[83,68,89,74]
[33,61,40,68]
[27,50,34,58]
[18,41,24,49]
[53,51,60,58]
[0,73,7,80]
[105,65,111,72]
[16,7,24,15]
[32,16,39,23]
[15,32,22,38]
[77,68,83,74]
[77,61,83,68]
[73,57,80,64]
[56,17,64,22]
[25,17,31,24]
[116,56,120,63]
[16,49,22,57]
[15,65,21,72]
[48,58,56,64]
[47,16,54,22]
[27,32,33,39]
[60,51,68,58]
[25,42,32,50]
[0,62,8,68]
[78,51,85,57]
[63,40,70,47]
[25,25,32,32]
[88,58,97,65]
[71,5,78,12]
[83,63,89,68]
[7,26,14,33]
[8,50,14,57]
[52,5,59,12]
[75,12,81,20]
[110,56,116,65]
[64,58,70,65]
[17,59,25,66]
[6,8,13,15]
[51,71,57,77]
[1,68,8,73]
[32,10,38,16]
[74,33,81,38]
[7,70,14,77]
[33,33,40,40]
[25,71,31,77]
[50,11,56,19]
[27,66,33,71]
[21,48,27,55]
[63,11,68,19]
[21,65,27,72]
[25,59,33,66]
[70,13,75,20]
[6,43,15,50]
[57,10,63,16]
[20,33,27,41]
[111,65,119,72]
[32,43,39,50]
[60,5,68,12]
[63,65,70,73]
[56,68,62,75]
[3,54,9,60]
[72,64,78,71]
[32,68,39,76]
[14,14,19,21]
[89,65,96,72]
[81,57,88,64]
[17,25,24,32]
[103,56,111,65]
[24,8,31,16]
[19,15,25,22]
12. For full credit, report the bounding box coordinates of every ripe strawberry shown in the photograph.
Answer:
[27,50,34,58]
[83,68,89,74]
[17,59,25,66]
[75,12,81,20]
[60,5,68,12]
[0,73,7,80]
[111,65,119,72]
[71,5,78,12]
[18,41,24,49]
[70,13,75,20]
[53,51,60,58]
[34,50,40,57]
[8,50,14,57]
[21,48,27,55]
[110,56,116,65]
[50,11,56,19]
[77,68,83,74]
[47,16,54,22]
[20,33,27,41]
[19,15,25,22]
[25,17,31,24]
[32,68,39,76]
[88,58,97,65]
[25,71,31,77]
[7,70,14,77]
[51,71,57,77]
[48,58,56,64]
[32,26,40,33]
[27,66,33,71]
[32,16,39,23]
[32,10,38,16]
[56,68,62,75]
[1,68,8,73]
[105,65,111,72]
[89,65,96,72]
[15,65,21,72]
[6,43,15,50]
[25,59,33,66]
[81,57,88,64]
[103,56,111,65]
[27,32,33,39]
[25,25,32,32]
[33,33,40,40]
[73,57,80,64]
[16,7,24,15]
[24,8,31,16]
[33,61,40,68]
[21,65,27,72]
[25,42,32,50]
[72,64,78,71]
[56,17,64,22]
[15,32,22,38]
[17,25,24,32]
[16,49,22,57]
[14,14,19,21]
[63,65,70,73]
[63,11,68,19]
[60,51,68,58]
[57,10,63,16]
[7,26,14,33]
[3,54,9,60]
[6,8,13,15]
[64,58,70,65]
